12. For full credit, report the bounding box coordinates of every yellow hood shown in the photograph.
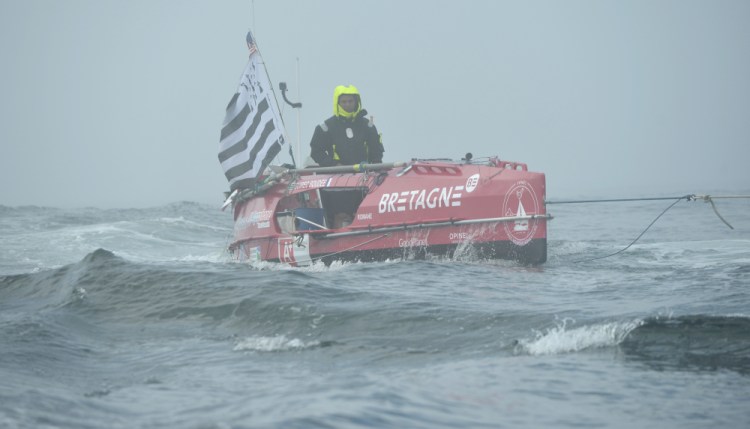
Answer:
[332,85,362,119]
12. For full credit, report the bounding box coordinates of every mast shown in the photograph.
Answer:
[295,57,302,165]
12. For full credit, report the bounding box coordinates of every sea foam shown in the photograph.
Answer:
[518,319,643,355]
[233,335,320,352]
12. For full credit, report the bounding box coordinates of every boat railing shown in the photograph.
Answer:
[317,214,553,239]
[489,157,528,171]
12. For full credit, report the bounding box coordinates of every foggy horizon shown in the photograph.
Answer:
[1,0,748,209]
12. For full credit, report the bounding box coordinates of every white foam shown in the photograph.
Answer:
[233,335,319,352]
[518,319,642,355]
[229,258,307,271]
[236,257,391,272]
[157,216,232,232]
[173,253,229,263]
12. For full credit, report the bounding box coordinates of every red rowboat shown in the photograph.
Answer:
[226,156,550,266]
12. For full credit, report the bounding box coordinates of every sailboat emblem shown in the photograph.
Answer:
[514,201,529,232]
[502,181,541,246]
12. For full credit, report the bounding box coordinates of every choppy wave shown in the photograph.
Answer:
[5,248,749,375]
[620,314,750,374]
[517,319,642,355]
[0,203,233,275]
[514,314,750,375]
[2,201,750,429]
[233,335,322,352]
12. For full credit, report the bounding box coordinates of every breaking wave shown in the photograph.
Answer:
[620,314,750,374]
[233,335,321,352]
[515,314,750,374]
[517,319,642,355]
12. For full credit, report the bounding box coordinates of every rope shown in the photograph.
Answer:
[310,233,391,264]
[565,193,750,262]
[708,198,733,229]
[573,196,687,263]
[546,195,692,204]
[688,194,750,230]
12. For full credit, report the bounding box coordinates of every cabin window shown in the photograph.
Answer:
[319,187,369,229]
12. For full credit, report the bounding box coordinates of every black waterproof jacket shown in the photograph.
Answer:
[309,109,384,167]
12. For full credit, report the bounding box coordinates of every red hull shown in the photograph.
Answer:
[229,157,549,266]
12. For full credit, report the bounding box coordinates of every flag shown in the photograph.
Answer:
[218,31,287,191]
[246,31,257,56]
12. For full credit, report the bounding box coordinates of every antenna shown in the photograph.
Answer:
[251,0,256,35]
[296,58,302,165]
[279,73,303,165]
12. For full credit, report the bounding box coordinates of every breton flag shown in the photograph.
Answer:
[218,31,287,191]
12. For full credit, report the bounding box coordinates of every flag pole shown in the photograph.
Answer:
[251,0,255,36]
[295,57,302,166]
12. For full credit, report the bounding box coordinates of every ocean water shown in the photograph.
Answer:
[1,196,749,428]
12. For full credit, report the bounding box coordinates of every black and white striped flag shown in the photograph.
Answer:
[218,31,286,191]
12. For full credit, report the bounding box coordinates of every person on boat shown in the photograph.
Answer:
[309,85,384,167]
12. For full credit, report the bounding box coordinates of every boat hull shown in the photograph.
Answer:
[228,158,549,266]
[236,236,547,266]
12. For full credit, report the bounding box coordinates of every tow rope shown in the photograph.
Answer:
[545,194,750,262]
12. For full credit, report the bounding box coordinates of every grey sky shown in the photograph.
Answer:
[1,0,748,208]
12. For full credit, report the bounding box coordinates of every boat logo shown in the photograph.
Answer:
[235,209,272,231]
[277,234,312,266]
[378,185,463,214]
[502,181,540,246]
[399,237,429,248]
[449,232,470,241]
[241,245,262,262]
[465,174,480,193]
[279,238,297,264]
[290,177,331,192]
